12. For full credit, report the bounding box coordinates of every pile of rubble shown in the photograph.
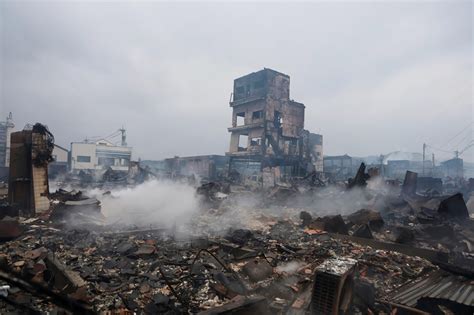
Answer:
[0,214,440,314]
[0,169,473,314]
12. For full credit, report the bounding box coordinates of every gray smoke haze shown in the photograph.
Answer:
[93,180,200,229]
[85,176,396,235]
[275,261,306,274]
[1,1,472,161]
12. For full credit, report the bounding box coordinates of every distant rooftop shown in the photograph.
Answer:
[234,68,290,81]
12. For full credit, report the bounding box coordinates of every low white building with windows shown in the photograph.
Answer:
[52,144,69,164]
[70,139,132,172]
[49,144,69,177]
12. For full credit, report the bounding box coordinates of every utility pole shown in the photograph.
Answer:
[432,153,435,176]
[379,154,384,178]
[119,127,127,147]
[422,143,426,176]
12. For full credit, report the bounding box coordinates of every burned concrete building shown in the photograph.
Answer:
[8,123,54,215]
[140,155,229,182]
[163,155,228,180]
[323,154,365,181]
[226,68,323,186]
[440,157,464,179]
[1,76,473,315]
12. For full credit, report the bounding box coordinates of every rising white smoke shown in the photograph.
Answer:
[275,261,305,274]
[78,175,399,235]
[96,180,200,228]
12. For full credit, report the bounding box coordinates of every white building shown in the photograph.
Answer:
[70,139,132,172]
[52,144,69,163]
[309,133,323,173]
[49,144,69,177]
[0,113,15,167]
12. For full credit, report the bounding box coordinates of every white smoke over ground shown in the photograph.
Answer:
[287,177,401,217]
[275,261,306,274]
[93,180,200,229]
[188,177,400,235]
[187,193,264,235]
[68,176,399,235]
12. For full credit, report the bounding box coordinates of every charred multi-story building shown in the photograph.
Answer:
[227,68,322,186]
[9,123,54,215]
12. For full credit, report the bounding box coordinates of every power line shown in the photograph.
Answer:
[83,129,121,143]
[458,140,474,154]
[440,121,473,149]
[425,143,453,154]
[102,130,121,140]
[449,131,473,151]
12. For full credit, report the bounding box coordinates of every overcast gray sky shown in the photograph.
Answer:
[1,1,472,162]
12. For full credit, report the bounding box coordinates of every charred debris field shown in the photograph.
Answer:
[0,171,473,315]
[1,0,472,312]
[0,119,473,314]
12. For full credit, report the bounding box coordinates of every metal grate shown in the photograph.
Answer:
[311,257,357,315]
[312,272,340,314]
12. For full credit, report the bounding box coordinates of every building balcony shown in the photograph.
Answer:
[229,94,265,107]
[228,122,264,132]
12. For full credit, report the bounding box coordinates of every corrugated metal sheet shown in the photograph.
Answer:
[389,270,474,307]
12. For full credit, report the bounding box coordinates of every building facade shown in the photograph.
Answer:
[0,112,15,167]
[70,139,132,172]
[49,144,69,177]
[323,155,362,181]
[440,158,463,179]
[308,133,323,172]
[226,68,322,186]
[164,155,228,180]
[52,144,68,163]
[9,123,54,215]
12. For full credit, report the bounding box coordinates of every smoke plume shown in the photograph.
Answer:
[97,180,200,229]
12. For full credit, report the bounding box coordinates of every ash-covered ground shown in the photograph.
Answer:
[0,177,473,314]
